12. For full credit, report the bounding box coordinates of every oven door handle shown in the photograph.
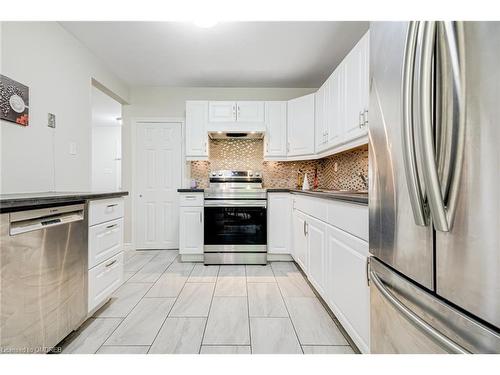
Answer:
[204,200,267,208]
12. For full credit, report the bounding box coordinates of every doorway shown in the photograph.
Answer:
[91,86,122,191]
[134,121,183,249]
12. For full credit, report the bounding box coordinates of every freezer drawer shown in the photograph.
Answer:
[370,258,500,354]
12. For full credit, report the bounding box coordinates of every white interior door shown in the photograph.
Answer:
[135,122,182,249]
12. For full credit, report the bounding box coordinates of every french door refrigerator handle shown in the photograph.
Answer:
[402,21,428,226]
[438,21,466,232]
[370,269,469,354]
[417,21,450,232]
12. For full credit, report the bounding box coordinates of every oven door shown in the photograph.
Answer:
[204,200,267,251]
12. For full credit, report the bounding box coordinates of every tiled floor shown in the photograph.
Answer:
[59,250,355,354]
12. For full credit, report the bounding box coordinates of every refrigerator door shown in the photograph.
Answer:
[369,22,434,289]
[370,258,500,353]
[435,22,500,329]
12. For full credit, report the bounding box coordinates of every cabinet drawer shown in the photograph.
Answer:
[88,218,124,269]
[179,193,204,207]
[89,198,124,226]
[292,194,328,222]
[88,252,124,313]
[327,200,368,243]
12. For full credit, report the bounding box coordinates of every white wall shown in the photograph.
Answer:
[121,86,316,244]
[92,126,122,191]
[0,22,129,193]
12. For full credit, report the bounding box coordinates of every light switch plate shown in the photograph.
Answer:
[69,142,77,155]
[48,113,56,128]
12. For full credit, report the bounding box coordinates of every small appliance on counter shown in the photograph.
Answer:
[203,170,267,265]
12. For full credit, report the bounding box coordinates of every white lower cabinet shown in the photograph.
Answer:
[87,197,125,314]
[290,193,370,353]
[326,224,370,353]
[292,209,308,272]
[306,216,327,297]
[179,192,204,260]
[179,206,203,255]
[88,252,124,312]
[267,193,292,255]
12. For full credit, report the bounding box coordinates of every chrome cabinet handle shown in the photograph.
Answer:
[303,221,306,236]
[359,111,364,128]
[185,196,196,200]
[105,259,117,268]
[106,224,117,229]
[199,211,202,223]
[402,21,428,226]
[107,204,118,208]
[370,269,469,354]
[363,110,369,127]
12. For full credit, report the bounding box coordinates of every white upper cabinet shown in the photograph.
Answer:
[315,84,327,152]
[343,31,369,142]
[236,101,265,122]
[208,101,237,122]
[327,65,345,146]
[208,101,265,123]
[287,93,315,157]
[185,101,209,159]
[264,101,287,158]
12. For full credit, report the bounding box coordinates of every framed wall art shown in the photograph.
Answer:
[0,74,30,126]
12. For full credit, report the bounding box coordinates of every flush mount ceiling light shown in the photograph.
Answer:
[193,19,218,28]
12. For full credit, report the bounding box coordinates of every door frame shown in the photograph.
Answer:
[131,117,185,250]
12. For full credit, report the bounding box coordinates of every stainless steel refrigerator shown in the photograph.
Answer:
[369,21,500,353]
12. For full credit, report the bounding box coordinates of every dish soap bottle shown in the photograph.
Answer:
[302,173,310,191]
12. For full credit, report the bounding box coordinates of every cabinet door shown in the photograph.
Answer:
[185,101,208,157]
[326,224,370,353]
[236,101,265,122]
[267,193,292,254]
[327,66,345,147]
[208,101,237,122]
[307,216,327,296]
[287,93,315,157]
[264,101,287,158]
[179,206,204,255]
[315,85,326,152]
[292,209,308,272]
[343,34,368,142]
[360,31,370,129]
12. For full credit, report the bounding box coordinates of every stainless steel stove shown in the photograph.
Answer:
[204,170,267,265]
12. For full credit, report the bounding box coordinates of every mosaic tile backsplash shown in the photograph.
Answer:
[190,139,368,190]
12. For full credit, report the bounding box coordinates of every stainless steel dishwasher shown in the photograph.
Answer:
[0,203,87,353]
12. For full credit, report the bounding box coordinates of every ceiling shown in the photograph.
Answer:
[91,86,122,127]
[61,21,369,88]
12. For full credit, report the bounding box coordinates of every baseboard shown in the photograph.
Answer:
[180,254,204,262]
[124,243,134,252]
[267,253,294,261]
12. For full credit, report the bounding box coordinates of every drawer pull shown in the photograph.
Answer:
[106,224,118,229]
[107,204,118,208]
[105,259,117,268]
[185,196,196,200]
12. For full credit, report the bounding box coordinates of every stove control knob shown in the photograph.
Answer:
[211,172,216,176]
[255,172,261,177]
[249,172,253,176]
[218,172,223,176]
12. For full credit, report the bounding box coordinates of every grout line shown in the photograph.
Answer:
[244,265,252,354]
[292,260,360,354]
[95,250,177,354]
[270,262,304,354]
[198,265,220,353]
[146,253,197,354]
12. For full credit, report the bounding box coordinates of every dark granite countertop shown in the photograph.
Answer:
[0,191,129,213]
[177,189,204,193]
[267,188,368,205]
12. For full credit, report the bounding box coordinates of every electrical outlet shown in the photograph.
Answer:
[47,113,56,128]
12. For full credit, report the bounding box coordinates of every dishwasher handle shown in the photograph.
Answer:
[10,204,85,236]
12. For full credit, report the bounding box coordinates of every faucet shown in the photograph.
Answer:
[358,172,369,190]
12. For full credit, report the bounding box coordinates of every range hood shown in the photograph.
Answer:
[208,131,264,140]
